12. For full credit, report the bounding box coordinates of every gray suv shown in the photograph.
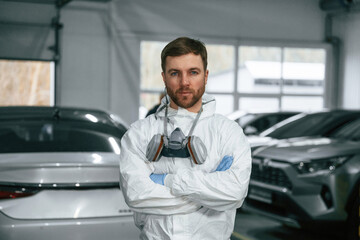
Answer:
[244,116,360,239]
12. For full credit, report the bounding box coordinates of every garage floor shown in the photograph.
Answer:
[231,210,344,240]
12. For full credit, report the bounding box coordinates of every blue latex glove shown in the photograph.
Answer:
[150,173,168,185]
[215,155,233,172]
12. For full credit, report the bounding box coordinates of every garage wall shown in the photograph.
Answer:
[1,0,326,124]
[59,3,112,114]
[333,13,360,110]
[0,2,55,60]
[110,0,325,41]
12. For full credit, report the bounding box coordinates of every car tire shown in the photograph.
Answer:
[346,183,359,240]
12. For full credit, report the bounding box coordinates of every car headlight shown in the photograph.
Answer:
[295,156,351,174]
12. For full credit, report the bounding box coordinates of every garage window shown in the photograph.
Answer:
[140,40,329,118]
[237,46,326,111]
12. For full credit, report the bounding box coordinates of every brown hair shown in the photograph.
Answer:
[161,37,208,72]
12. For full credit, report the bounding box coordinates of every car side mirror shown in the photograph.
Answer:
[244,126,258,135]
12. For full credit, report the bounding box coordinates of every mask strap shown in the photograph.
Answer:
[187,104,203,137]
[164,90,170,138]
[164,93,203,140]
[164,104,169,137]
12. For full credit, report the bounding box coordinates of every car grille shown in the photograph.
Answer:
[251,162,292,190]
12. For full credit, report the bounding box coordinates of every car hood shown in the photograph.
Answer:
[0,152,120,185]
[255,136,360,163]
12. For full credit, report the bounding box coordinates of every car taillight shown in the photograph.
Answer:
[0,187,39,199]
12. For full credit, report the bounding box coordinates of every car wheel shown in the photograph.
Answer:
[346,183,359,240]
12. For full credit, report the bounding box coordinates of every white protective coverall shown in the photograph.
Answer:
[119,94,252,240]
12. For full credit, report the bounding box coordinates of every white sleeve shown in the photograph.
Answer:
[119,120,200,215]
[164,120,252,211]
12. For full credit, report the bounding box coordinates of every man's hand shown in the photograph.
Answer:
[214,155,233,172]
[150,173,168,185]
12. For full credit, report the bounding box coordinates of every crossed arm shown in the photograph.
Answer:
[149,155,234,185]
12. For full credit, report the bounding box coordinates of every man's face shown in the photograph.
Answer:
[162,53,208,113]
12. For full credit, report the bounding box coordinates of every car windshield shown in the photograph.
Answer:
[262,111,359,139]
[0,120,125,153]
[329,118,360,141]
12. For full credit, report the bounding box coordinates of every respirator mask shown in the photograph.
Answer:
[146,100,207,165]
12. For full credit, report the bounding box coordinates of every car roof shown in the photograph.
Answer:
[260,109,360,137]
[226,110,300,121]
[0,106,115,125]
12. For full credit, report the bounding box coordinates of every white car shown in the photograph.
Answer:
[227,110,299,135]
[247,109,360,152]
[0,107,139,240]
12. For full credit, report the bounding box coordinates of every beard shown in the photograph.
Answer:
[166,82,206,109]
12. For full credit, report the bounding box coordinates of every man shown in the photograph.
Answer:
[119,37,251,240]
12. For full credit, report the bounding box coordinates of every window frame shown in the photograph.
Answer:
[234,40,333,112]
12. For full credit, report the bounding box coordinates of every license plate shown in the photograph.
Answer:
[248,187,272,204]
